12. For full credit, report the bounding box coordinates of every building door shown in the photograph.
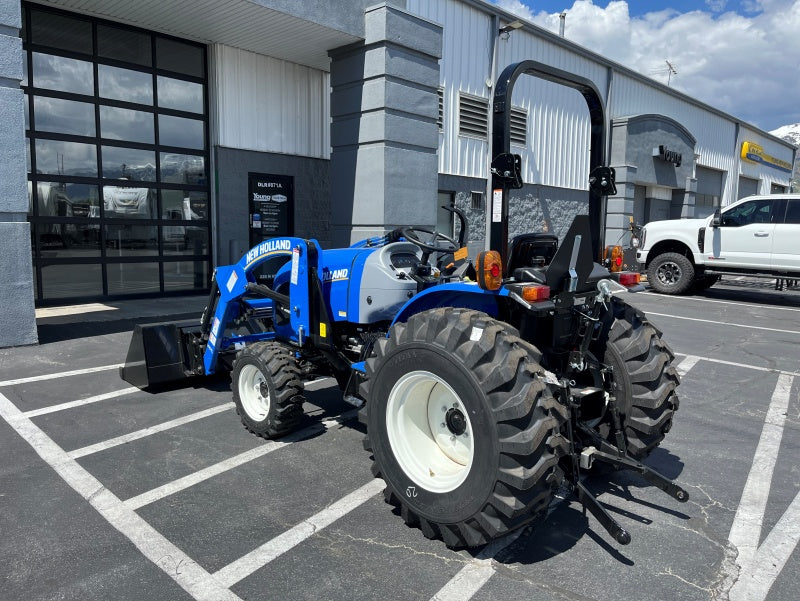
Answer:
[738,176,759,199]
[22,3,211,303]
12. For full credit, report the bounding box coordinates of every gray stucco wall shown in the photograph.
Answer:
[0,0,37,347]
[213,147,330,265]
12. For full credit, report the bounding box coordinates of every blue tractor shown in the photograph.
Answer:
[122,61,686,548]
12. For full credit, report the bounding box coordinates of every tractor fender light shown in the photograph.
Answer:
[616,271,641,287]
[604,245,624,272]
[521,284,550,302]
[477,250,503,290]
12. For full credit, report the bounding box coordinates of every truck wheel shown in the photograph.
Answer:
[593,299,680,459]
[232,341,304,438]
[647,252,695,294]
[360,308,568,548]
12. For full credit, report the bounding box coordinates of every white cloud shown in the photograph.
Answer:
[495,0,800,130]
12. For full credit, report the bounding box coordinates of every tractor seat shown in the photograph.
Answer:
[507,233,558,283]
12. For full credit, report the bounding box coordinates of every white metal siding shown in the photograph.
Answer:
[212,44,330,159]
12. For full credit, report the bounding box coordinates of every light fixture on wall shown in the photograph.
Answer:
[499,20,523,39]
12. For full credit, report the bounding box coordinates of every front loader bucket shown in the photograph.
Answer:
[120,320,202,388]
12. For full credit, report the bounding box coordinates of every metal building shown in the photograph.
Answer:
[0,0,795,347]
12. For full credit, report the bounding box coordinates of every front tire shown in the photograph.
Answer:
[593,299,680,459]
[360,308,567,548]
[232,341,304,438]
[648,252,695,294]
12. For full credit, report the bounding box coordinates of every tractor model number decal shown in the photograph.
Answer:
[322,268,349,283]
[244,238,293,268]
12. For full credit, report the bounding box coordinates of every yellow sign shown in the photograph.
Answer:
[319,322,327,338]
[741,141,793,173]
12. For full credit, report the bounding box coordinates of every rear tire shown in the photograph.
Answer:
[593,299,680,459]
[647,252,695,295]
[232,341,304,438]
[360,308,568,548]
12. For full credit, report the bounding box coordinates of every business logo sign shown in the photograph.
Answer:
[741,141,793,173]
[652,145,682,167]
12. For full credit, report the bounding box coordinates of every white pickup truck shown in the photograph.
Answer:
[636,194,800,294]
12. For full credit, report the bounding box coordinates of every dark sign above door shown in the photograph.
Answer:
[652,145,682,167]
[248,172,294,246]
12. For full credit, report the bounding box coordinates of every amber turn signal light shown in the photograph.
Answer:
[476,250,503,290]
[604,245,624,272]
[520,285,550,302]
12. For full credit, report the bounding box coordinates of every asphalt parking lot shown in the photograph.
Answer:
[1,277,798,601]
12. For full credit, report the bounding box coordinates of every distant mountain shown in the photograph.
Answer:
[771,123,800,147]
[770,123,800,192]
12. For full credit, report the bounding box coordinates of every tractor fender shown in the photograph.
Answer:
[389,282,509,328]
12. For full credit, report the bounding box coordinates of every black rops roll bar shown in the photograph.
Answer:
[490,60,612,264]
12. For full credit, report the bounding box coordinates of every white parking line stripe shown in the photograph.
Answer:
[430,530,524,601]
[646,312,800,335]
[213,478,385,588]
[0,364,125,388]
[68,403,234,459]
[678,354,800,378]
[22,387,139,418]
[728,374,793,567]
[730,488,800,601]
[124,411,359,510]
[0,391,242,601]
[675,356,700,377]
[639,291,800,313]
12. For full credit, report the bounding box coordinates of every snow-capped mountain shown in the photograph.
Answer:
[770,123,800,192]
[771,123,800,148]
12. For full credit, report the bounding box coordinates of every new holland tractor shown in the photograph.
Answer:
[121,61,686,549]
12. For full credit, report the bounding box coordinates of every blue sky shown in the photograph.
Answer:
[519,1,764,17]
[492,1,800,132]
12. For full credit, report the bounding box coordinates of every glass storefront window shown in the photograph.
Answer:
[32,53,93,95]
[156,37,204,78]
[30,9,92,54]
[158,115,204,149]
[36,222,101,258]
[98,24,152,67]
[107,262,160,295]
[157,76,203,113]
[101,146,157,181]
[102,185,156,219]
[163,261,208,291]
[162,226,209,256]
[33,96,96,137]
[104,224,158,256]
[100,106,154,144]
[33,182,99,218]
[34,139,97,177]
[160,153,205,185]
[98,64,153,105]
[41,263,102,298]
[24,4,210,303]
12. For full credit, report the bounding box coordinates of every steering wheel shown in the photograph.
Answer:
[400,226,459,254]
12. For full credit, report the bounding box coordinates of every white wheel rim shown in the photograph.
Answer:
[385,370,474,493]
[238,364,270,421]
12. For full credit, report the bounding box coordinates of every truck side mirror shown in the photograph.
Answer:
[711,208,721,228]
